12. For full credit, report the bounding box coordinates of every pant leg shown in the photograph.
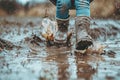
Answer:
[56,0,71,19]
[75,0,90,17]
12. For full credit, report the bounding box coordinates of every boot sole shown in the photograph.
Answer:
[54,38,72,47]
[74,49,87,54]
[54,39,67,44]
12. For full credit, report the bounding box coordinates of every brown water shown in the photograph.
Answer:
[0,17,120,80]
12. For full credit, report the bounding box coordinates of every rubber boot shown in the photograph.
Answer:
[54,18,69,44]
[75,16,93,52]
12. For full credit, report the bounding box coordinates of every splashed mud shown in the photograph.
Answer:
[0,17,120,80]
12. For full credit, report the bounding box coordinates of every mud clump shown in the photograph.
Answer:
[30,35,43,46]
[107,50,116,58]
[0,38,15,50]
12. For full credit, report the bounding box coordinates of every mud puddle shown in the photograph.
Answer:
[0,17,120,80]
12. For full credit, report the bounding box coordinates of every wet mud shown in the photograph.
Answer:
[0,17,120,80]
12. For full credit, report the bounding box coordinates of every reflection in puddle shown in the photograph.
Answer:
[46,47,70,80]
[45,47,100,80]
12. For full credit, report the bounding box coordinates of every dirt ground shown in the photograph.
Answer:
[0,17,120,80]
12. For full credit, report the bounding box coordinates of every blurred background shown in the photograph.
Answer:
[0,1,120,80]
[0,0,120,19]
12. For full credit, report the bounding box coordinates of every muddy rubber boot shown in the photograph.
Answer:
[54,18,69,44]
[75,16,93,52]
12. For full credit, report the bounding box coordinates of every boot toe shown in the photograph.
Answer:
[76,35,93,50]
[76,40,93,50]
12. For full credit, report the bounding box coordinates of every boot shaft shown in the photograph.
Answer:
[75,16,91,32]
[56,19,69,32]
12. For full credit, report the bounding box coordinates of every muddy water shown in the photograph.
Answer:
[0,17,120,80]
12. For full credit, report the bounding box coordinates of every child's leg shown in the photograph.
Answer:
[56,0,71,19]
[75,0,90,17]
[75,0,93,51]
